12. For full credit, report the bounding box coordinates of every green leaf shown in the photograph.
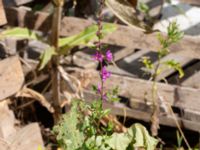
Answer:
[167,21,184,44]
[39,47,56,70]
[53,101,84,150]
[106,132,130,150]
[128,123,158,150]
[58,23,117,54]
[138,2,150,14]
[102,123,158,150]
[0,27,38,40]
[106,87,120,102]
[163,59,184,78]
[141,56,154,70]
[176,131,183,148]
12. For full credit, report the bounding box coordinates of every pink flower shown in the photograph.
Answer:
[105,50,113,62]
[101,66,111,82]
[92,51,103,62]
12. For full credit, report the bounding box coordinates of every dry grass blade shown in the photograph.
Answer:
[16,87,54,113]
[58,66,83,101]
[157,92,191,150]
[58,66,77,93]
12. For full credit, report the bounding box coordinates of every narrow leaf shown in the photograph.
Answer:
[163,59,184,78]
[0,27,38,40]
[58,23,117,54]
[39,47,56,70]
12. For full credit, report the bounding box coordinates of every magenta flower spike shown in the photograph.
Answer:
[92,51,104,62]
[101,66,111,82]
[105,50,113,62]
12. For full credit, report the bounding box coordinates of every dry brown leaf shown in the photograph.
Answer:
[106,0,151,32]
[59,66,83,106]
[101,115,127,133]
[16,87,55,113]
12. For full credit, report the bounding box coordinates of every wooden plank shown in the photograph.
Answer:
[73,69,200,112]
[113,47,136,62]
[181,71,200,88]
[180,61,200,88]
[72,46,135,69]
[182,108,200,122]
[180,0,200,6]
[3,0,34,6]
[0,138,10,150]
[5,7,52,31]
[107,49,150,78]
[0,101,16,140]
[0,0,7,26]
[5,7,200,59]
[9,123,44,150]
[83,90,200,132]
[72,51,98,69]
[0,56,24,100]
[110,50,157,78]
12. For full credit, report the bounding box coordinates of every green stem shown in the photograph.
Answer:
[151,52,161,136]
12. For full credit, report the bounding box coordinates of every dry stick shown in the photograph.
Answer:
[50,0,63,122]
[151,58,161,136]
[158,93,191,150]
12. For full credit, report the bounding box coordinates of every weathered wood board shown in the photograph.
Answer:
[0,56,24,100]
[73,69,200,112]
[180,0,200,6]
[176,61,200,89]
[0,101,16,140]
[0,0,7,26]
[0,123,44,150]
[84,90,200,132]
[9,123,44,150]
[5,7,200,59]
[3,0,34,6]
[181,71,200,88]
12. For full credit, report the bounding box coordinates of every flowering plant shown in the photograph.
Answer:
[53,0,158,149]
